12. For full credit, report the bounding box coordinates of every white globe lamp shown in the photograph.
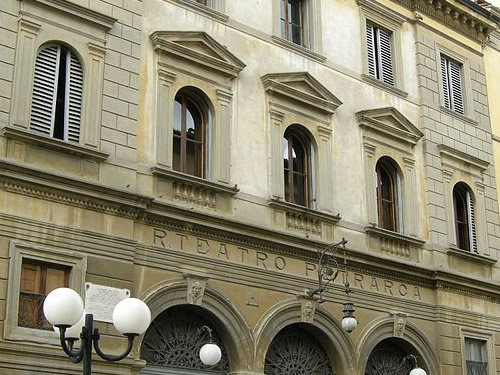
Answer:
[112,298,151,335]
[54,311,85,339]
[341,316,358,333]
[409,367,427,375]
[199,343,222,366]
[43,288,84,327]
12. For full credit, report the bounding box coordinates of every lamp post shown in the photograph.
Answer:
[43,287,223,374]
[43,288,150,375]
[306,238,358,332]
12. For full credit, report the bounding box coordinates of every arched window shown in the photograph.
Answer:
[265,324,332,375]
[453,182,477,252]
[140,306,229,373]
[365,339,419,375]
[173,88,207,178]
[29,44,83,143]
[283,125,311,207]
[376,157,400,232]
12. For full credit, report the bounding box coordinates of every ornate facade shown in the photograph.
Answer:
[1,0,500,374]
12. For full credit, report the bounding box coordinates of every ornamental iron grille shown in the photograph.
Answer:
[140,306,229,372]
[466,361,487,375]
[264,324,333,375]
[365,341,413,375]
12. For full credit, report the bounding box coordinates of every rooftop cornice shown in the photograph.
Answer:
[396,0,498,41]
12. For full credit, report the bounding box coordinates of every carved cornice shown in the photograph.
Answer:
[396,0,498,41]
[151,31,246,79]
[261,72,343,115]
[0,158,153,218]
[356,107,424,146]
[269,199,341,225]
[439,144,490,171]
[19,0,117,30]
[365,225,426,246]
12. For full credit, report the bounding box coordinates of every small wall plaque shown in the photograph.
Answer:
[85,282,130,323]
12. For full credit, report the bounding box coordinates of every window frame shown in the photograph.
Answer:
[460,329,496,375]
[29,43,84,144]
[4,241,86,344]
[272,0,323,56]
[435,44,474,119]
[9,1,113,153]
[280,0,305,46]
[452,182,477,253]
[283,125,312,207]
[376,158,401,232]
[173,90,208,178]
[358,0,406,94]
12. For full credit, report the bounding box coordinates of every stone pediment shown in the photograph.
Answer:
[150,31,246,78]
[356,107,424,145]
[261,72,342,114]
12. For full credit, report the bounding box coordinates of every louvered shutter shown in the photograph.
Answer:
[366,24,376,78]
[449,60,464,115]
[29,46,60,136]
[65,51,82,142]
[440,56,451,109]
[378,28,394,86]
[467,191,478,253]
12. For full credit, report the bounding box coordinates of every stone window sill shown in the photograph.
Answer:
[169,0,229,23]
[361,74,409,98]
[269,199,341,224]
[365,225,425,245]
[447,246,497,265]
[151,166,238,196]
[439,106,478,126]
[271,36,326,63]
[3,126,109,161]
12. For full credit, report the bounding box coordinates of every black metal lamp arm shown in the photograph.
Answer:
[58,327,84,363]
[93,331,136,362]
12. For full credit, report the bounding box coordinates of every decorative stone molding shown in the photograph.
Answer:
[365,225,425,260]
[391,312,408,337]
[184,273,209,305]
[261,72,342,117]
[395,0,498,41]
[20,0,117,30]
[298,295,317,323]
[150,31,246,79]
[3,126,109,161]
[269,199,341,238]
[356,107,424,146]
[152,166,238,211]
[439,144,490,173]
[0,158,153,217]
[447,246,496,265]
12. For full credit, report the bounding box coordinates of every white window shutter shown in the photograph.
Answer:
[65,51,83,143]
[29,46,60,136]
[467,190,478,253]
[441,56,451,109]
[378,28,394,86]
[449,60,464,115]
[366,24,376,78]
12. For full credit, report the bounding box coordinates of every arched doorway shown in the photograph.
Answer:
[264,323,333,375]
[140,305,230,374]
[365,338,426,375]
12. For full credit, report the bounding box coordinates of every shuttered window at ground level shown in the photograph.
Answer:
[441,55,465,115]
[29,45,83,143]
[366,23,394,86]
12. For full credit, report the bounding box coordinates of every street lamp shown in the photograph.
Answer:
[43,288,151,375]
[43,287,223,374]
[306,238,358,332]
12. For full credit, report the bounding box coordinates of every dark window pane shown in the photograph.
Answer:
[186,141,202,177]
[174,100,182,132]
[173,137,181,172]
[293,173,306,206]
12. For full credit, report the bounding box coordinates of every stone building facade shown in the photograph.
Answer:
[1,0,500,374]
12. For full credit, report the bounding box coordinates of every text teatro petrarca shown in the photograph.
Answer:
[153,228,422,300]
